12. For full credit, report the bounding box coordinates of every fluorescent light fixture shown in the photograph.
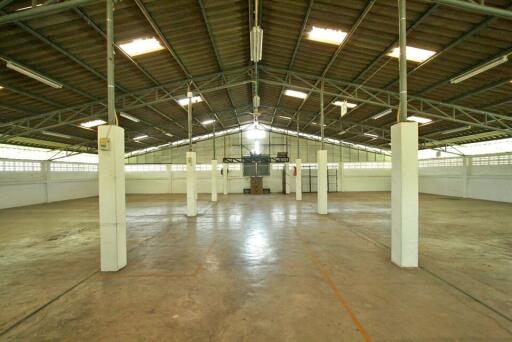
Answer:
[441,126,472,135]
[250,26,263,62]
[80,119,106,128]
[450,55,509,84]
[0,86,3,90]
[285,89,308,99]
[16,4,42,11]
[177,95,202,107]
[337,130,346,135]
[372,108,392,120]
[333,101,357,108]
[387,46,436,63]
[133,134,149,141]
[119,37,164,57]
[307,26,347,45]
[363,132,379,138]
[120,112,140,122]
[407,115,432,124]
[6,61,63,89]
[42,131,71,139]
[278,115,292,120]
[201,119,216,125]
[165,133,174,137]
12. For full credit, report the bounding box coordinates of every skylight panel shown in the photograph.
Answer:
[307,26,347,45]
[284,89,308,99]
[387,46,436,63]
[119,37,164,57]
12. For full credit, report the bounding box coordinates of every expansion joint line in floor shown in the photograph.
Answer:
[294,227,372,342]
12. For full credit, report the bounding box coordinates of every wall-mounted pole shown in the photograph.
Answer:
[320,80,325,149]
[106,0,115,125]
[296,113,300,157]
[187,83,193,151]
[398,0,407,122]
[212,122,216,160]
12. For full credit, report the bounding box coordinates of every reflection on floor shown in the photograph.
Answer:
[0,192,511,340]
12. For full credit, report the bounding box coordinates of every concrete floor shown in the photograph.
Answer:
[0,192,511,341]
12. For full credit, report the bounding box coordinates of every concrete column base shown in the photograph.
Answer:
[391,122,419,267]
[296,159,302,201]
[98,125,127,272]
[186,151,197,217]
[317,150,328,215]
[211,160,217,202]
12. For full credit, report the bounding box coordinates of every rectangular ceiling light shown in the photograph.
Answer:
[133,134,149,141]
[80,119,106,128]
[450,56,509,84]
[42,131,71,139]
[407,115,432,124]
[177,96,202,107]
[120,112,140,122]
[372,108,392,120]
[284,89,308,99]
[307,26,347,45]
[119,37,164,57]
[165,133,174,137]
[6,61,63,89]
[333,101,357,108]
[441,126,472,135]
[363,132,379,138]
[201,119,216,125]
[278,116,292,120]
[387,46,436,63]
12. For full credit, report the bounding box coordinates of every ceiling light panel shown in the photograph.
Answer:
[80,119,106,128]
[177,96,202,107]
[307,26,347,45]
[387,46,436,63]
[119,37,164,57]
[333,101,357,108]
[284,89,308,99]
[407,116,432,124]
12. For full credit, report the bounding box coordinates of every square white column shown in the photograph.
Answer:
[295,159,302,201]
[284,162,290,194]
[186,151,197,217]
[317,150,328,214]
[211,159,217,202]
[98,125,127,272]
[391,122,418,267]
[223,162,228,195]
[338,162,344,192]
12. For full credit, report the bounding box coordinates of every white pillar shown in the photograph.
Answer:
[98,125,127,272]
[391,122,418,267]
[223,162,228,195]
[462,157,470,198]
[186,151,197,217]
[211,159,217,202]
[338,162,343,192]
[317,150,328,214]
[284,162,290,194]
[295,159,302,201]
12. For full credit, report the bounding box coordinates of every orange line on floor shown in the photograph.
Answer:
[193,235,218,276]
[295,228,371,342]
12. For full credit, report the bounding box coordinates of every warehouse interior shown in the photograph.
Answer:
[1,0,512,340]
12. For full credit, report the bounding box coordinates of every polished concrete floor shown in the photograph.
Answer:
[0,192,511,341]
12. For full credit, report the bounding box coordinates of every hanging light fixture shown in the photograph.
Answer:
[250,0,263,62]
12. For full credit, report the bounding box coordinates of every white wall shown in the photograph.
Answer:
[419,154,512,203]
[0,160,98,209]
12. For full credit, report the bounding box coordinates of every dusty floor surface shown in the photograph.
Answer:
[0,192,511,341]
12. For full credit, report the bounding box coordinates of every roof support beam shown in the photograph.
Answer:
[0,0,100,25]
[423,0,512,20]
